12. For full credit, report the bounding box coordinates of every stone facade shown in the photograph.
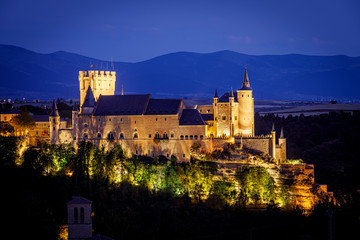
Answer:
[53,69,286,162]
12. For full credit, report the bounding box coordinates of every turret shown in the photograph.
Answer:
[237,68,254,136]
[271,123,276,159]
[49,99,60,144]
[213,88,219,136]
[278,128,287,162]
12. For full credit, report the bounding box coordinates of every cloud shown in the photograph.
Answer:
[227,35,251,44]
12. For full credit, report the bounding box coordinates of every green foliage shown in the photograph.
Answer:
[235,166,276,205]
[10,110,35,132]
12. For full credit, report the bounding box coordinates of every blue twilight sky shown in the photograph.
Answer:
[0,0,359,62]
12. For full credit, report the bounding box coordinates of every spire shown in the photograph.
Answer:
[82,86,95,108]
[229,86,234,97]
[214,88,218,98]
[272,123,275,132]
[50,98,59,117]
[280,127,285,139]
[240,68,252,90]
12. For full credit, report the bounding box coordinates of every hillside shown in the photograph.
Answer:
[1,44,360,101]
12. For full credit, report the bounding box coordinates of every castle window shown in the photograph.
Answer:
[200,135,204,140]
[149,134,152,138]
[190,135,193,140]
[156,118,158,121]
[119,133,124,139]
[134,128,137,131]
[120,118,122,121]
[194,135,198,140]
[167,153,169,158]
[183,154,185,158]
[80,207,85,224]
[170,133,174,138]
[180,135,184,140]
[133,133,138,139]
[136,149,138,154]
[163,132,168,139]
[135,121,136,124]
[53,127,55,130]
[107,132,114,140]
[185,135,188,140]
[98,118,101,121]
[74,208,79,224]
[222,116,226,121]
[235,116,237,120]
[83,133,88,139]
[84,123,88,128]
[97,132,101,138]
[155,132,160,139]
[165,117,167,121]
[109,118,111,121]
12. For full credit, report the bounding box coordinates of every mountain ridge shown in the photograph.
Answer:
[0,44,359,102]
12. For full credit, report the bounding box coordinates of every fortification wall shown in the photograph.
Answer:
[239,137,271,155]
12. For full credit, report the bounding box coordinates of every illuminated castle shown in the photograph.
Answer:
[51,69,286,162]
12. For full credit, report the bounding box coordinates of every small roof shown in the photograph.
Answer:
[32,115,49,122]
[2,109,21,114]
[82,86,95,108]
[214,88,218,98]
[179,109,206,125]
[67,196,92,205]
[218,92,238,103]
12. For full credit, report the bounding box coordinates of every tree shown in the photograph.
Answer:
[0,122,14,135]
[9,109,35,135]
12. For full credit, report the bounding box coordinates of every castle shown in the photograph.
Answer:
[50,69,286,162]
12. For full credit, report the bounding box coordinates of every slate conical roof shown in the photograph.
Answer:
[82,86,95,107]
[280,128,285,139]
[229,87,234,97]
[214,88,218,98]
[240,68,252,90]
[50,99,59,117]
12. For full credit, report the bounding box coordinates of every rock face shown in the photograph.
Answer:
[206,147,331,211]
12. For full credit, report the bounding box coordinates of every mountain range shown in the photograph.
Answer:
[0,44,359,102]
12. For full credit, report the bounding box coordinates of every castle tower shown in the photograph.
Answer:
[236,68,255,136]
[229,87,235,136]
[278,128,287,162]
[49,99,60,145]
[79,70,116,107]
[213,89,219,137]
[67,196,92,240]
[271,123,276,159]
[80,86,95,115]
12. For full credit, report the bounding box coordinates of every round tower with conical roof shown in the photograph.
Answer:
[236,68,254,136]
[49,99,60,144]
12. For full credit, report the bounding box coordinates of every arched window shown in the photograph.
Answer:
[200,135,204,140]
[97,132,101,139]
[80,207,85,224]
[74,207,79,224]
[163,132,168,139]
[119,133,124,139]
[185,135,188,140]
[107,132,114,140]
[170,133,174,138]
[133,133,138,139]
[194,135,198,140]
[190,135,193,140]
[83,133,88,139]
[155,132,160,139]
[180,135,184,140]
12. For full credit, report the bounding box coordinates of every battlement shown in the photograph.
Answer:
[79,70,116,78]
[79,70,117,107]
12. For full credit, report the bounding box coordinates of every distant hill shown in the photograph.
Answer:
[0,44,360,102]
